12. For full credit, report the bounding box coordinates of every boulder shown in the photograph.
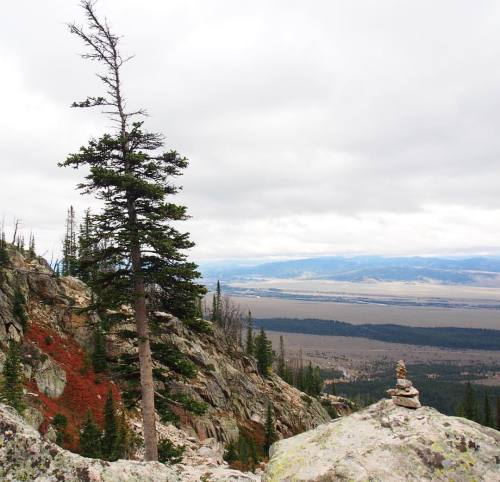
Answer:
[35,356,67,398]
[264,399,500,482]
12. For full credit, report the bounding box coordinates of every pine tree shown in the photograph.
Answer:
[211,281,222,324]
[496,397,500,430]
[102,389,118,460]
[113,411,129,460]
[52,413,68,446]
[483,391,493,427]
[1,341,25,413]
[28,232,36,259]
[92,328,107,373]
[12,288,28,331]
[277,335,285,378]
[463,382,477,421]
[63,1,205,460]
[80,410,102,458]
[77,208,97,284]
[245,311,254,356]
[0,230,9,267]
[62,206,78,276]
[255,328,270,376]
[264,403,277,455]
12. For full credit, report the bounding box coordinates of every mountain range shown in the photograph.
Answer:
[199,255,500,284]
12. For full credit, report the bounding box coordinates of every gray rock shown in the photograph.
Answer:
[35,356,67,398]
[23,406,44,430]
[392,395,422,408]
[396,378,413,389]
[265,399,500,482]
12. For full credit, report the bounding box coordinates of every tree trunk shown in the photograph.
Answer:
[129,202,158,461]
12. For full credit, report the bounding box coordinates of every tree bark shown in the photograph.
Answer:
[129,204,158,461]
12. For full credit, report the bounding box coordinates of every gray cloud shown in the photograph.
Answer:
[2,0,500,260]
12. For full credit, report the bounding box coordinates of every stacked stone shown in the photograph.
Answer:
[387,360,421,409]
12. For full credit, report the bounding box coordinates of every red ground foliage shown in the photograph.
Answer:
[25,322,120,452]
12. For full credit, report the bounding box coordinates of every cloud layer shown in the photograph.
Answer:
[2,1,500,260]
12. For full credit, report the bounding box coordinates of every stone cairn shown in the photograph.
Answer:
[386,360,421,409]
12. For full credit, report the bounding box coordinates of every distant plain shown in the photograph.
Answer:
[228,279,500,329]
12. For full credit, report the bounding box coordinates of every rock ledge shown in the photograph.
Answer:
[264,399,500,482]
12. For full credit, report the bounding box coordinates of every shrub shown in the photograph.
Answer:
[52,413,68,446]
[158,438,185,464]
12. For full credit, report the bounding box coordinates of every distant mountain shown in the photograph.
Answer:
[200,255,500,284]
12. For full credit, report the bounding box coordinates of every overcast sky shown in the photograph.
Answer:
[2,1,500,262]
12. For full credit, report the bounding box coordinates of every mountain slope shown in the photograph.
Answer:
[0,246,329,469]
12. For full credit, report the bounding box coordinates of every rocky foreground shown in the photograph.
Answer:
[0,402,258,482]
[2,398,500,481]
[265,399,500,482]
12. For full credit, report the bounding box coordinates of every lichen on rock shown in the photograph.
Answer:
[264,399,500,481]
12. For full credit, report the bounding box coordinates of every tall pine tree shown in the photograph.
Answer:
[211,281,222,324]
[63,1,204,460]
[80,410,102,458]
[62,206,78,276]
[1,341,25,413]
[254,328,273,377]
[0,230,9,267]
[92,328,107,373]
[102,389,118,460]
[245,311,254,356]
[277,335,286,379]
[264,403,277,455]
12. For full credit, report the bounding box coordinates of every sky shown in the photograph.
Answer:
[2,1,500,262]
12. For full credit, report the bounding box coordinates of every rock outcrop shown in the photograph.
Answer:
[0,403,259,482]
[264,399,500,481]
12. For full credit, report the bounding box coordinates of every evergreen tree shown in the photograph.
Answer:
[63,1,205,460]
[0,230,9,266]
[12,288,28,331]
[483,391,493,427]
[255,328,270,376]
[277,335,285,378]
[496,397,500,430]
[76,208,97,284]
[462,382,477,421]
[211,281,222,324]
[62,206,78,276]
[80,410,102,458]
[52,413,68,446]
[264,403,277,455]
[28,232,36,259]
[245,311,254,356]
[1,341,25,413]
[92,328,107,373]
[102,389,118,460]
[113,411,129,460]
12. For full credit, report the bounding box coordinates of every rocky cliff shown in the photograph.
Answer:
[265,399,500,481]
[0,246,329,472]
